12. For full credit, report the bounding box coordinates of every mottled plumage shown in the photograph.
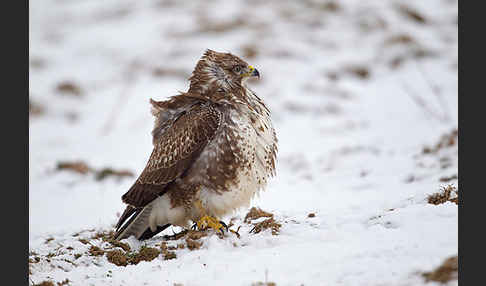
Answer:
[114,49,278,240]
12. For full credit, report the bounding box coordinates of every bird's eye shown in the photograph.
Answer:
[233,65,242,73]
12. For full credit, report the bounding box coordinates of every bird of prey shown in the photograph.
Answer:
[114,49,278,240]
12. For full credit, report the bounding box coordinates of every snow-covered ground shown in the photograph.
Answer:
[29,0,458,285]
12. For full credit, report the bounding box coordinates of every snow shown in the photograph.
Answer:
[29,0,458,285]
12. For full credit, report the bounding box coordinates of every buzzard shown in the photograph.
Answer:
[114,49,278,240]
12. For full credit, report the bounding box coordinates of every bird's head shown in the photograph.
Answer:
[189,49,260,95]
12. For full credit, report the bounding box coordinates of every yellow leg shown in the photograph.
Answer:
[193,200,225,233]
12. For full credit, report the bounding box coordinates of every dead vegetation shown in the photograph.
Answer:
[252,282,277,286]
[94,168,134,181]
[245,208,281,236]
[105,245,161,266]
[244,207,274,223]
[106,250,128,266]
[344,65,371,80]
[29,99,46,117]
[128,246,161,264]
[160,242,177,260]
[57,161,92,174]
[33,281,55,286]
[185,238,203,250]
[88,246,105,256]
[56,160,134,181]
[422,255,458,283]
[31,279,70,286]
[96,229,212,266]
[249,218,282,235]
[325,65,371,82]
[57,279,70,286]
[423,129,458,154]
[395,4,427,25]
[384,34,415,46]
[56,81,83,97]
[439,174,458,182]
[427,185,458,205]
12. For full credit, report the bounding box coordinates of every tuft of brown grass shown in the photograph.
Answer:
[88,246,105,256]
[106,245,161,266]
[396,4,427,24]
[244,207,274,223]
[187,230,208,240]
[384,34,415,46]
[252,282,277,286]
[56,161,134,181]
[160,243,177,260]
[95,168,134,181]
[56,81,83,97]
[106,250,128,266]
[186,238,203,250]
[78,238,89,245]
[428,185,458,205]
[439,174,458,182]
[345,65,370,80]
[422,129,458,154]
[250,218,282,236]
[57,161,92,174]
[29,257,41,264]
[129,246,160,264]
[106,239,131,252]
[422,256,458,283]
[57,279,70,286]
[33,281,55,286]
[29,99,46,117]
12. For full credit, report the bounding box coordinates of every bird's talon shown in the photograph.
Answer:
[219,221,229,232]
[195,215,226,234]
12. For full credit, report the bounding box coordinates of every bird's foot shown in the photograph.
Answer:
[194,215,228,234]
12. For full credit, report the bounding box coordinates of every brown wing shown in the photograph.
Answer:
[121,103,222,208]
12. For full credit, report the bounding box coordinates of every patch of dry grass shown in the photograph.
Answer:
[245,207,282,235]
[422,256,458,283]
[428,185,458,205]
[29,99,46,117]
[244,207,274,223]
[56,81,83,97]
[423,129,458,154]
[33,281,55,286]
[88,246,105,256]
[185,238,203,250]
[249,218,282,236]
[251,282,277,286]
[395,4,427,25]
[56,160,134,181]
[106,250,128,266]
[105,245,161,266]
[56,161,92,174]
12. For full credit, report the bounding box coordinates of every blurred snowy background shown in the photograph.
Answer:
[29,0,458,285]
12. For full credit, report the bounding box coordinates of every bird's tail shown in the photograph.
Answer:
[114,203,170,240]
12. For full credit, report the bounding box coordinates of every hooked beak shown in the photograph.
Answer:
[248,65,260,78]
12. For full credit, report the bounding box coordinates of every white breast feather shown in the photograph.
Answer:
[199,89,276,218]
